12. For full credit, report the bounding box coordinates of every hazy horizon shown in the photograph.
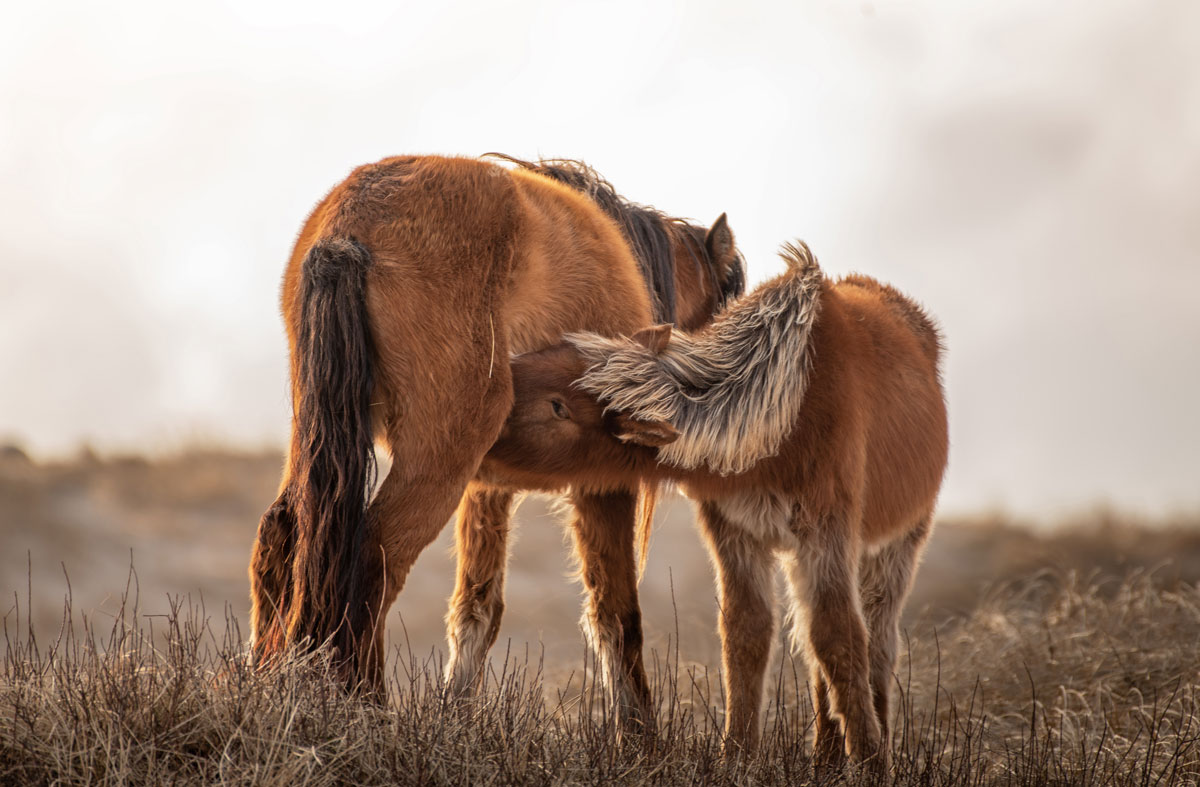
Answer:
[2,0,1197,518]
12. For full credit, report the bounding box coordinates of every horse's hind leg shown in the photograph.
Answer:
[568,489,653,734]
[249,482,296,661]
[785,513,881,766]
[356,279,516,688]
[697,500,777,753]
[445,483,516,695]
[364,425,510,686]
[859,515,932,749]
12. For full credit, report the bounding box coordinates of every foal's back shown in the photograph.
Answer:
[768,274,948,545]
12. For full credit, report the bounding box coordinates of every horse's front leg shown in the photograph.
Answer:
[444,482,516,695]
[567,488,653,734]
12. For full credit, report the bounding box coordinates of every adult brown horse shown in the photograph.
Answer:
[248,155,744,725]
[484,243,948,768]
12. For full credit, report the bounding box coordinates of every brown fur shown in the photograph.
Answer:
[437,161,742,728]
[569,243,823,475]
[484,155,745,327]
[248,155,743,710]
[483,246,949,766]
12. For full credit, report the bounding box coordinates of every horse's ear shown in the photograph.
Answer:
[612,414,680,447]
[705,213,736,270]
[631,324,672,354]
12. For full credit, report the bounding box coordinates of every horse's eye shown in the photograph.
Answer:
[550,399,570,420]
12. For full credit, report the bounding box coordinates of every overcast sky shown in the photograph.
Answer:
[1,0,1197,518]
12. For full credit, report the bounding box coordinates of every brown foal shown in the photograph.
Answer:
[483,242,949,766]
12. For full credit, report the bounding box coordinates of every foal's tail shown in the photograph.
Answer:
[284,237,380,680]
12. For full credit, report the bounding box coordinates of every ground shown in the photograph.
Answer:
[2,449,1198,784]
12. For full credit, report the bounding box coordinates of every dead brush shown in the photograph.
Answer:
[2,568,1199,785]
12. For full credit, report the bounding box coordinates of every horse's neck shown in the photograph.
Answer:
[671,244,717,332]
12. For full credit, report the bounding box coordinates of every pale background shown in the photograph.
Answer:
[3,2,1200,695]
[2,0,1198,518]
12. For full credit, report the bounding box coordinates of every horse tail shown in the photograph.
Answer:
[634,481,661,582]
[285,236,380,678]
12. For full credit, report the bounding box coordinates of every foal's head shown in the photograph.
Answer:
[486,327,680,488]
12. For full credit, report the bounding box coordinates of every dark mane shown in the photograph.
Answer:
[485,154,744,323]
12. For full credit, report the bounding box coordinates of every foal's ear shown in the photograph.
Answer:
[631,324,672,354]
[612,414,680,447]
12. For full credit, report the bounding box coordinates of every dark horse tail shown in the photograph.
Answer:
[285,236,380,681]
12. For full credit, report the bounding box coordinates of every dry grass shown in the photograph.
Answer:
[2,570,1198,786]
[3,449,1200,784]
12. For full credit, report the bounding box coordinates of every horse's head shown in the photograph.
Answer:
[484,327,680,489]
[675,212,745,330]
[486,154,745,330]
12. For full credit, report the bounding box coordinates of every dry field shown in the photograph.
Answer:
[2,449,1199,784]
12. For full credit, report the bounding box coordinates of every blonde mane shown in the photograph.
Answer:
[569,242,823,475]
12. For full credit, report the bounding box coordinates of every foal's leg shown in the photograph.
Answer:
[808,671,847,770]
[785,516,881,765]
[859,516,932,750]
[445,483,516,695]
[568,488,653,733]
[697,500,777,753]
[779,562,845,771]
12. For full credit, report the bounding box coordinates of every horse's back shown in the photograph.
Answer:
[341,155,520,278]
[286,155,651,343]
